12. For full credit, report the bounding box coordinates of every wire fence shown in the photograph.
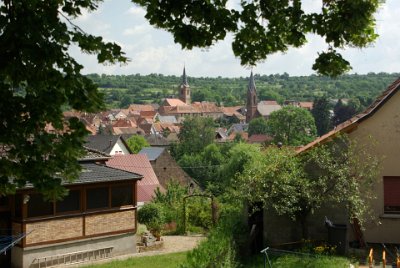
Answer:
[260,247,320,268]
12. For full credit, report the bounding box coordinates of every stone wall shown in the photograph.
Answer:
[25,218,83,245]
[85,210,135,236]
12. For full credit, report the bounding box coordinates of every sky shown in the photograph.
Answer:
[70,0,400,78]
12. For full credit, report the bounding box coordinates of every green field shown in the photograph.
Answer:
[83,252,187,268]
[84,251,353,268]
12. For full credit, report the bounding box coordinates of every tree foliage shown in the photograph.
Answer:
[133,0,381,76]
[90,72,398,109]
[332,99,357,126]
[235,137,380,238]
[248,117,269,137]
[174,117,216,157]
[311,96,331,136]
[0,1,126,198]
[266,106,317,146]
[126,135,149,153]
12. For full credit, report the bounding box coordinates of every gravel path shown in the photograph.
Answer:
[77,235,205,267]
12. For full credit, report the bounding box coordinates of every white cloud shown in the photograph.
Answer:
[126,6,146,16]
[70,0,400,77]
[122,25,149,36]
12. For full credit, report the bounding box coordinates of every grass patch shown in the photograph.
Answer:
[242,253,350,268]
[83,252,187,268]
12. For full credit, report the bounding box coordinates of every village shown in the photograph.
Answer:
[1,1,400,268]
[1,67,400,268]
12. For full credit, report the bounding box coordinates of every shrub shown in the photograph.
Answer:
[138,203,165,235]
[180,228,238,268]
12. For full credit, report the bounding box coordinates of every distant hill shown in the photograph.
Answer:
[86,72,399,110]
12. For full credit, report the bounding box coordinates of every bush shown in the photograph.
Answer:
[180,206,247,268]
[180,228,238,268]
[138,203,165,234]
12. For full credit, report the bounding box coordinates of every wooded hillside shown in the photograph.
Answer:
[87,72,399,109]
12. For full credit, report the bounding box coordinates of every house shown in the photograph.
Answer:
[144,134,170,147]
[283,100,313,111]
[86,135,132,155]
[128,104,155,116]
[259,77,400,251]
[221,106,246,124]
[139,147,194,189]
[106,154,164,206]
[247,134,272,144]
[256,101,282,119]
[4,148,142,268]
[159,101,223,122]
[294,77,400,245]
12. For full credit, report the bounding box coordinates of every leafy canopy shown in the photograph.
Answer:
[173,116,215,157]
[311,96,331,136]
[248,117,269,137]
[134,0,382,77]
[235,137,380,238]
[126,135,150,154]
[266,106,317,146]
[0,1,126,198]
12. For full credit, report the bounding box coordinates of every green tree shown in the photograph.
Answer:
[236,138,379,238]
[134,0,381,76]
[332,99,356,126]
[175,117,215,157]
[266,106,317,146]
[126,135,150,153]
[248,117,269,136]
[311,96,331,136]
[0,1,126,198]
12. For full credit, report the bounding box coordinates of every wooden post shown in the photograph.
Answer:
[397,256,400,268]
[382,250,386,267]
[369,248,373,268]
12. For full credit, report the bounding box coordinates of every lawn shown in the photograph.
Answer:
[83,252,187,268]
[243,254,351,268]
[83,251,352,268]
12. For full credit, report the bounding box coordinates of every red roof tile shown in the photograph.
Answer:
[106,154,163,202]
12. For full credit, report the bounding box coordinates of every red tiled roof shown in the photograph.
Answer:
[140,110,157,118]
[106,154,163,202]
[299,102,313,110]
[297,77,400,153]
[112,119,137,128]
[248,134,273,144]
[164,98,187,107]
[222,106,243,116]
[128,104,155,113]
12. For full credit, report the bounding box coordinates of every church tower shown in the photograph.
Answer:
[179,67,191,104]
[246,71,258,123]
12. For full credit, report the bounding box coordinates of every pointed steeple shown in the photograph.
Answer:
[248,70,256,92]
[246,70,258,123]
[182,66,188,86]
[179,66,191,104]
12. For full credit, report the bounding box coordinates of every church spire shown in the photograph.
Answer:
[179,66,191,104]
[246,70,258,123]
[182,66,188,86]
[248,70,256,92]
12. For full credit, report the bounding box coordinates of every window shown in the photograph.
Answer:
[384,176,400,214]
[56,190,80,213]
[27,194,53,218]
[111,185,132,207]
[86,187,109,210]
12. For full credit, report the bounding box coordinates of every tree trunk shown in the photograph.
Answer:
[298,212,310,239]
